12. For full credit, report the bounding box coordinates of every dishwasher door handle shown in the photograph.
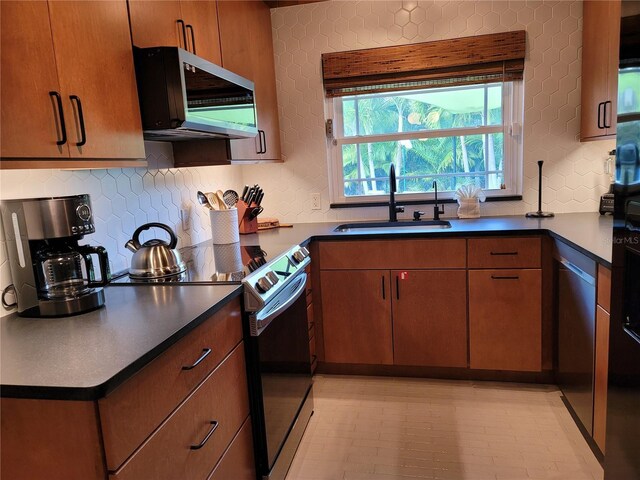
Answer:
[559,258,596,286]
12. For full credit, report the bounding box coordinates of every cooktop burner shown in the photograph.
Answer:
[112,241,267,285]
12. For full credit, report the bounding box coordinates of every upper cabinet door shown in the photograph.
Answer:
[580,0,620,141]
[128,1,186,49]
[218,0,282,161]
[180,1,222,65]
[48,0,145,159]
[0,1,69,159]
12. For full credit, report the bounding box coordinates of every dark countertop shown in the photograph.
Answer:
[243,212,613,266]
[1,212,612,400]
[1,284,241,400]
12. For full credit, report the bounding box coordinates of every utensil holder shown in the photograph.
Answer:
[209,208,240,244]
[237,201,258,235]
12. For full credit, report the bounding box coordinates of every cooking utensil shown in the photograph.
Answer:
[248,206,264,221]
[215,190,227,210]
[125,223,186,279]
[206,191,222,210]
[197,191,214,210]
[223,189,239,207]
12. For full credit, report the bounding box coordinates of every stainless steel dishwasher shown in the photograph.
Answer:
[555,242,597,435]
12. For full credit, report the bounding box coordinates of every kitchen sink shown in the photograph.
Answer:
[334,220,452,232]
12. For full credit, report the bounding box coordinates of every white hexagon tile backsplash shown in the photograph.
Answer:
[0,1,618,316]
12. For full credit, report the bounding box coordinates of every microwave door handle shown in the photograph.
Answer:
[186,24,196,55]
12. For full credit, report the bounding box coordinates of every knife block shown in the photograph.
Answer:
[237,201,258,235]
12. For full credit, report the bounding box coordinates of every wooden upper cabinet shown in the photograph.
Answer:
[392,270,468,368]
[128,1,186,49]
[218,0,282,161]
[48,1,144,160]
[320,270,393,365]
[1,1,68,159]
[1,0,144,164]
[128,0,222,66]
[581,0,620,141]
[469,269,542,372]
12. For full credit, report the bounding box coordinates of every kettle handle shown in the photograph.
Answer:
[132,223,178,249]
[78,245,111,287]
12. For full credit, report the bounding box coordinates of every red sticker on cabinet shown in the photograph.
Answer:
[400,271,409,280]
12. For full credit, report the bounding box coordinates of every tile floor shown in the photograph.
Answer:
[286,375,603,480]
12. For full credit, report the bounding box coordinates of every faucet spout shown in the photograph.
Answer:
[432,180,445,221]
[389,164,403,222]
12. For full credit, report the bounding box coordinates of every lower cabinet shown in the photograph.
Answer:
[321,270,393,364]
[392,270,468,367]
[469,269,542,372]
[207,418,256,480]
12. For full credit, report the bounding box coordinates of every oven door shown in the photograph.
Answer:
[246,272,313,478]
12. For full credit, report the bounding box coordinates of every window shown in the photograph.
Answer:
[327,81,523,204]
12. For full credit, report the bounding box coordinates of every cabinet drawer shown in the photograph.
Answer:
[469,270,542,372]
[468,237,541,269]
[320,239,466,270]
[110,344,249,480]
[99,298,242,471]
[207,417,255,480]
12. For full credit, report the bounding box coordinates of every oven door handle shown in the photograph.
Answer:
[251,273,307,336]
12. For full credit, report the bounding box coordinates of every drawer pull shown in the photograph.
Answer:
[490,251,518,256]
[308,321,315,330]
[182,348,212,370]
[190,420,219,450]
[491,275,520,280]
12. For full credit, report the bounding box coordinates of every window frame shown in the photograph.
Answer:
[325,81,524,206]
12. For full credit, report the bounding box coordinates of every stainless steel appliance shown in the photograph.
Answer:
[606,4,640,478]
[0,195,110,317]
[133,46,257,141]
[125,223,186,280]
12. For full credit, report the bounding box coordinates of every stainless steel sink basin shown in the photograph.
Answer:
[334,220,452,232]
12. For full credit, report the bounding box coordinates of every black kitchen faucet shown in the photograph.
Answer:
[388,164,404,222]
[432,180,445,221]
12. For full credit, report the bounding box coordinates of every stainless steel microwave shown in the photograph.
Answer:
[133,47,257,141]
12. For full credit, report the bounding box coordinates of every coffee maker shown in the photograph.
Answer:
[1,194,110,317]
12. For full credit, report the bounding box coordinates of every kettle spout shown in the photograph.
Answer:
[125,239,139,253]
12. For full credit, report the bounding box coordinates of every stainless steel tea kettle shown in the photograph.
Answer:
[125,223,186,279]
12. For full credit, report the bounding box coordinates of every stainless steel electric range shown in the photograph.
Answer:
[113,240,314,480]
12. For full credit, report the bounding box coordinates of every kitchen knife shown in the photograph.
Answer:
[241,185,249,202]
[255,191,264,206]
[244,187,255,205]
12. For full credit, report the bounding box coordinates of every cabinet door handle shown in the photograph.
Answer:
[177,19,188,50]
[182,348,212,370]
[69,95,87,147]
[186,24,196,54]
[597,102,605,129]
[490,251,518,256]
[190,420,219,450]
[49,91,67,146]
[603,100,612,129]
[491,275,520,280]
[395,275,400,300]
[381,276,385,300]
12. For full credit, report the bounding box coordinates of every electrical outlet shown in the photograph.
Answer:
[180,208,191,230]
[311,193,321,210]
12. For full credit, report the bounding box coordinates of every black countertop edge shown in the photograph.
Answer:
[549,232,612,268]
[330,195,523,209]
[0,287,243,401]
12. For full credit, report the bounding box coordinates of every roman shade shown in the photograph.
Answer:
[321,30,526,97]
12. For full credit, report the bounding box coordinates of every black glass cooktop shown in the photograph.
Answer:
[112,242,267,285]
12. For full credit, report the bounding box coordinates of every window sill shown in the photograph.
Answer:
[330,195,523,209]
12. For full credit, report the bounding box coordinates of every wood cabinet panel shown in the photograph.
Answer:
[468,237,541,269]
[48,0,144,160]
[392,270,468,367]
[1,398,105,480]
[319,239,467,270]
[469,269,542,372]
[597,264,612,313]
[580,0,620,141]
[180,1,222,65]
[207,418,255,480]
[321,270,393,364]
[0,1,68,159]
[99,298,242,471]
[593,305,611,453]
[111,344,249,480]
[128,1,184,49]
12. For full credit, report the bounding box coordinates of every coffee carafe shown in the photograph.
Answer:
[1,194,110,317]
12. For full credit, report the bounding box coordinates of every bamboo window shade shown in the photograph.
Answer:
[321,30,526,97]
